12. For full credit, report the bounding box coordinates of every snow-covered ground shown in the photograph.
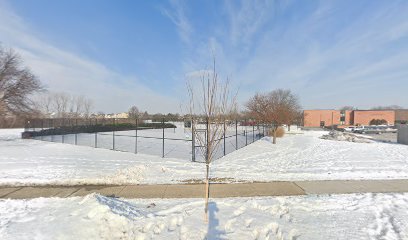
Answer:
[213,130,408,181]
[1,193,407,239]
[1,128,408,186]
[0,128,205,186]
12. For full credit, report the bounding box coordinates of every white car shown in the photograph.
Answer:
[352,126,366,133]
[343,126,356,132]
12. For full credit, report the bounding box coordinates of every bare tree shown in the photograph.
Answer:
[35,93,53,117]
[35,92,93,118]
[69,95,85,118]
[246,89,301,144]
[187,59,237,221]
[340,106,356,110]
[128,106,140,119]
[371,105,403,110]
[52,92,70,118]
[83,98,93,118]
[285,109,304,131]
[0,45,42,116]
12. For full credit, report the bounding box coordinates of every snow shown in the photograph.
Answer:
[0,128,205,186]
[320,130,373,143]
[212,130,408,181]
[1,193,407,239]
[0,128,22,141]
[1,128,408,239]
[1,128,408,186]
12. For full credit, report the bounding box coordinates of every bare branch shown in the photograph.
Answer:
[0,45,43,116]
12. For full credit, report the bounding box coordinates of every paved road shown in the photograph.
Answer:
[1,180,408,199]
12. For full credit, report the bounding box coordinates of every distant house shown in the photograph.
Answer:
[105,112,129,119]
[303,109,395,127]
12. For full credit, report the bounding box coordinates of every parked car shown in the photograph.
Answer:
[353,125,397,134]
[352,126,366,133]
[343,126,356,132]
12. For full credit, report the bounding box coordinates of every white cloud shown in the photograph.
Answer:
[164,0,408,110]
[0,1,180,113]
[225,0,275,47]
[232,1,408,109]
[160,0,192,45]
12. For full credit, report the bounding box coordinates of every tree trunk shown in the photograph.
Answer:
[288,124,291,132]
[204,163,210,222]
[273,126,277,144]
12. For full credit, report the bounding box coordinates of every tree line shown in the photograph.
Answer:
[35,92,93,119]
[0,44,96,127]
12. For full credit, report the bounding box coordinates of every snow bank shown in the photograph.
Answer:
[1,193,407,239]
[320,131,373,143]
[0,128,23,141]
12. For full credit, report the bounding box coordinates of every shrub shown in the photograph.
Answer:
[268,126,285,138]
[369,119,388,125]
[275,126,285,138]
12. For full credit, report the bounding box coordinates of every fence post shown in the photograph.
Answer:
[25,119,29,132]
[135,118,138,154]
[253,124,255,142]
[95,118,98,148]
[51,118,54,142]
[223,120,226,156]
[235,119,238,150]
[257,123,260,139]
[245,119,248,146]
[262,124,264,136]
[41,119,44,141]
[75,118,78,145]
[113,118,116,150]
[62,118,65,143]
[162,118,165,158]
[191,118,195,162]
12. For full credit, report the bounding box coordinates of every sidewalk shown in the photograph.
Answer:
[1,179,408,199]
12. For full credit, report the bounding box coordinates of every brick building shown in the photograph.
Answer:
[303,109,395,127]
[303,110,340,127]
[395,109,408,124]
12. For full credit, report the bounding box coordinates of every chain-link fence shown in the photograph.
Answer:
[23,118,268,162]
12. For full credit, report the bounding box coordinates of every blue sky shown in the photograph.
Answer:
[0,0,407,113]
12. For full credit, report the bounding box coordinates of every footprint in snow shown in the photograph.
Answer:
[133,232,146,240]
[176,215,184,226]
[168,216,179,231]
[153,222,165,235]
[142,222,154,233]
[233,206,246,217]
[224,218,236,232]
[245,218,254,228]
